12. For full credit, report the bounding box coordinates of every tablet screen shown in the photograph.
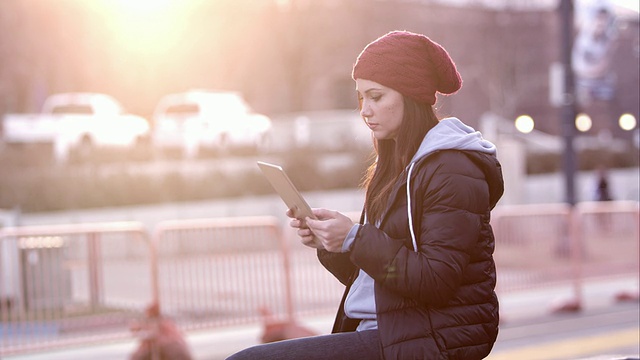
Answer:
[257,161,315,219]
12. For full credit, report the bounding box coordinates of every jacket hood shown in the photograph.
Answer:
[408,117,503,210]
[410,117,496,163]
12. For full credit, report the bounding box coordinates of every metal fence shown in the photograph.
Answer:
[153,216,291,330]
[0,222,152,355]
[0,202,638,356]
[492,201,639,312]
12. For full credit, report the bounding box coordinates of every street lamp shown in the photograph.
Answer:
[515,115,534,134]
[575,113,592,132]
[618,113,637,131]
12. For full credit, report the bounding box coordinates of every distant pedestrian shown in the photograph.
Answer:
[593,166,614,234]
[595,166,613,201]
[227,30,504,359]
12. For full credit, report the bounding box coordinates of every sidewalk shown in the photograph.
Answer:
[2,314,334,360]
[4,275,638,360]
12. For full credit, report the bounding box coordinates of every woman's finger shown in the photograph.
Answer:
[301,236,315,247]
[297,228,314,237]
[286,206,300,219]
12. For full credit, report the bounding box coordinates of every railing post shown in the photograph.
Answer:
[87,232,103,311]
[278,225,295,323]
[149,231,160,309]
[570,206,583,310]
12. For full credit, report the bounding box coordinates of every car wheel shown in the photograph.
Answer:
[74,135,94,163]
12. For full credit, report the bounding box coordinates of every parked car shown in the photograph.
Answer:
[1,92,151,162]
[151,90,272,158]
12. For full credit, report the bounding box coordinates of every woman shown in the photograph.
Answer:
[228,30,504,360]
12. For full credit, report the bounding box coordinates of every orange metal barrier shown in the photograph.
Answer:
[492,201,639,313]
[152,216,342,333]
[1,203,637,356]
[153,216,290,331]
[0,222,152,356]
[573,201,640,302]
[492,203,575,292]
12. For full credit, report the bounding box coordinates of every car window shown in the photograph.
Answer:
[51,105,94,115]
[164,103,200,116]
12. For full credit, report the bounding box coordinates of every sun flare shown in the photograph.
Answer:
[84,0,189,58]
[110,0,177,15]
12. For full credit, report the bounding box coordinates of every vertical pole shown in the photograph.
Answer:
[570,205,583,310]
[560,0,577,206]
[279,226,295,323]
[560,0,583,312]
[149,231,160,314]
[87,232,102,311]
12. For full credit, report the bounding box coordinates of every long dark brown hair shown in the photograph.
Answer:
[361,96,440,223]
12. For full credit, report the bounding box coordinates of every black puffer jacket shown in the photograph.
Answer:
[318,119,504,359]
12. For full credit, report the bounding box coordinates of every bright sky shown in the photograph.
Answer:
[83,0,192,58]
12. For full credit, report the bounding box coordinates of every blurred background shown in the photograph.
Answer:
[0,0,638,359]
[0,0,637,212]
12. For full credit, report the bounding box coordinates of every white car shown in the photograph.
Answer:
[152,90,272,158]
[2,92,151,162]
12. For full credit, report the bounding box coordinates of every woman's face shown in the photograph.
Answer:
[356,78,404,141]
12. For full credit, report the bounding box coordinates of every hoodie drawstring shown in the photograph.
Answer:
[406,162,418,252]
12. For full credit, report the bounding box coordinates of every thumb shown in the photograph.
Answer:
[305,217,319,228]
[311,208,334,220]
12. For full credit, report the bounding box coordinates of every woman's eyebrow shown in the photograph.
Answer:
[356,88,383,94]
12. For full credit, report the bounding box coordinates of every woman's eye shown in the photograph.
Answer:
[371,95,381,102]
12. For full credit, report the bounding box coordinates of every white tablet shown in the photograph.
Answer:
[257,161,316,219]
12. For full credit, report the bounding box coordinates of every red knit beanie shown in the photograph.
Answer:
[352,30,462,106]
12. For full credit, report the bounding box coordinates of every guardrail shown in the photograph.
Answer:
[0,202,637,356]
[573,201,640,303]
[152,216,291,330]
[0,222,152,355]
[492,201,639,313]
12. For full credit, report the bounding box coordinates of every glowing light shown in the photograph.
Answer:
[111,0,176,15]
[82,0,189,59]
[19,236,65,249]
[515,115,534,134]
[619,113,637,131]
[575,113,592,132]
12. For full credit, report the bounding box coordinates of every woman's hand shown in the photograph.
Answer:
[286,207,323,249]
[305,208,354,253]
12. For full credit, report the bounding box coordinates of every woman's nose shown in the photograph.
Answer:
[360,104,372,118]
